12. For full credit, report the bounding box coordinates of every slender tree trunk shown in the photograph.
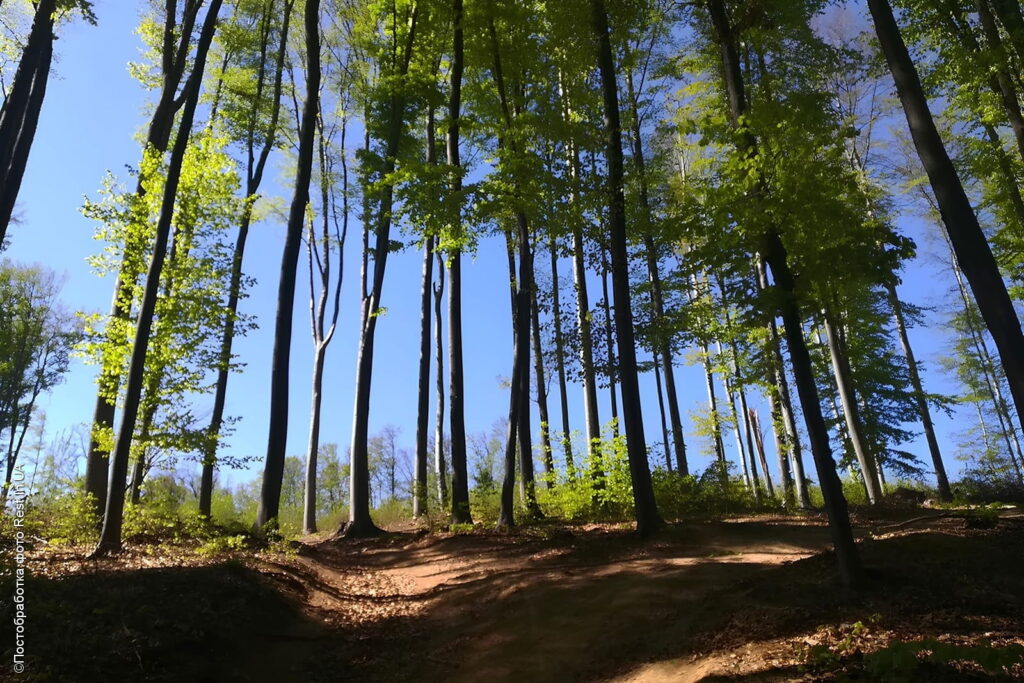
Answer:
[257,0,320,530]
[446,0,471,524]
[302,344,327,534]
[92,0,223,556]
[653,358,672,472]
[708,0,860,585]
[86,0,204,520]
[870,0,1024,437]
[884,278,951,500]
[343,5,419,537]
[626,66,688,475]
[739,384,761,500]
[590,0,662,535]
[749,409,775,498]
[823,309,882,504]
[414,111,438,518]
[549,238,574,475]
[717,342,750,488]
[572,223,602,467]
[201,0,293,519]
[434,254,448,506]
[599,249,620,437]
[530,262,555,482]
[0,0,56,246]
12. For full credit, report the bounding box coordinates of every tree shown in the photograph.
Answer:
[201,0,294,519]
[256,0,320,531]
[0,0,95,247]
[0,262,78,506]
[590,0,662,536]
[869,0,1024,436]
[92,0,224,556]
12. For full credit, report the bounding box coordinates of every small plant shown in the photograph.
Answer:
[196,534,248,557]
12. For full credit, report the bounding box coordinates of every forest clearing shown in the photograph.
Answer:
[4,506,1023,681]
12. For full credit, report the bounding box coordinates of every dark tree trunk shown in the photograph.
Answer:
[447,0,471,525]
[749,409,775,498]
[976,0,1024,162]
[0,0,56,246]
[549,238,575,474]
[590,0,662,536]
[257,0,320,531]
[739,382,762,500]
[870,0,1024,437]
[626,66,688,475]
[414,110,438,518]
[572,223,602,467]
[342,5,419,538]
[85,0,204,521]
[201,0,293,519]
[92,0,223,557]
[707,0,860,585]
[599,250,620,437]
[530,262,555,482]
[653,356,672,472]
[884,278,951,500]
[434,254,448,506]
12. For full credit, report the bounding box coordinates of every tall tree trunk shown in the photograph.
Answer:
[446,0,471,524]
[530,262,555,482]
[590,0,662,535]
[86,0,205,520]
[749,409,775,498]
[303,344,327,533]
[599,249,620,437]
[822,308,882,504]
[739,383,762,500]
[201,0,293,519]
[884,278,951,500]
[708,0,860,585]
[414,109,438,519]
[549,238,575,474]
[870,0,1024,436]
[653,358,672,472]
[92,0,223,556]
[626,66,688,475]
[343,4,419,537]
[975,0,1024,162]
[572,223,602,469]
[717,341,750,488]
[257,0,320,530]
[0,0,55,246]
[434,254,448,506]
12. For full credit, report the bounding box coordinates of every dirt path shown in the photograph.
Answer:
[257,518,838,682]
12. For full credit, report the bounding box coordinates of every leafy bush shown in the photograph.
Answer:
[12,490,100,546]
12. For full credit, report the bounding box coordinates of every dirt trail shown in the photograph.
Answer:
[258,518,837,682]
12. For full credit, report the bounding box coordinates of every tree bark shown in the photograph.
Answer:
[414,109,438,518]
[0,0,56,246]
[823,308,882,504]
[257,0,320,531]
[530,261,555,482]
[446,0,471,524]
[707,0,860,585]
[549,238,575,474]
[625,65,688,475]
[92,0,223,556]
[86,0,204,521]
[434,254,448,506]
[201,0,293,519]
[599,249,620,437]
[884,278,951,500]
[590,0,662,536]
[342,3,419,538]
[870,0,1024,439]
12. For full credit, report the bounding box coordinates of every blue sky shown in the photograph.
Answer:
[4,0,979,492]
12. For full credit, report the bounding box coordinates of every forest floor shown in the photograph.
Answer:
[3,506,1024,681]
